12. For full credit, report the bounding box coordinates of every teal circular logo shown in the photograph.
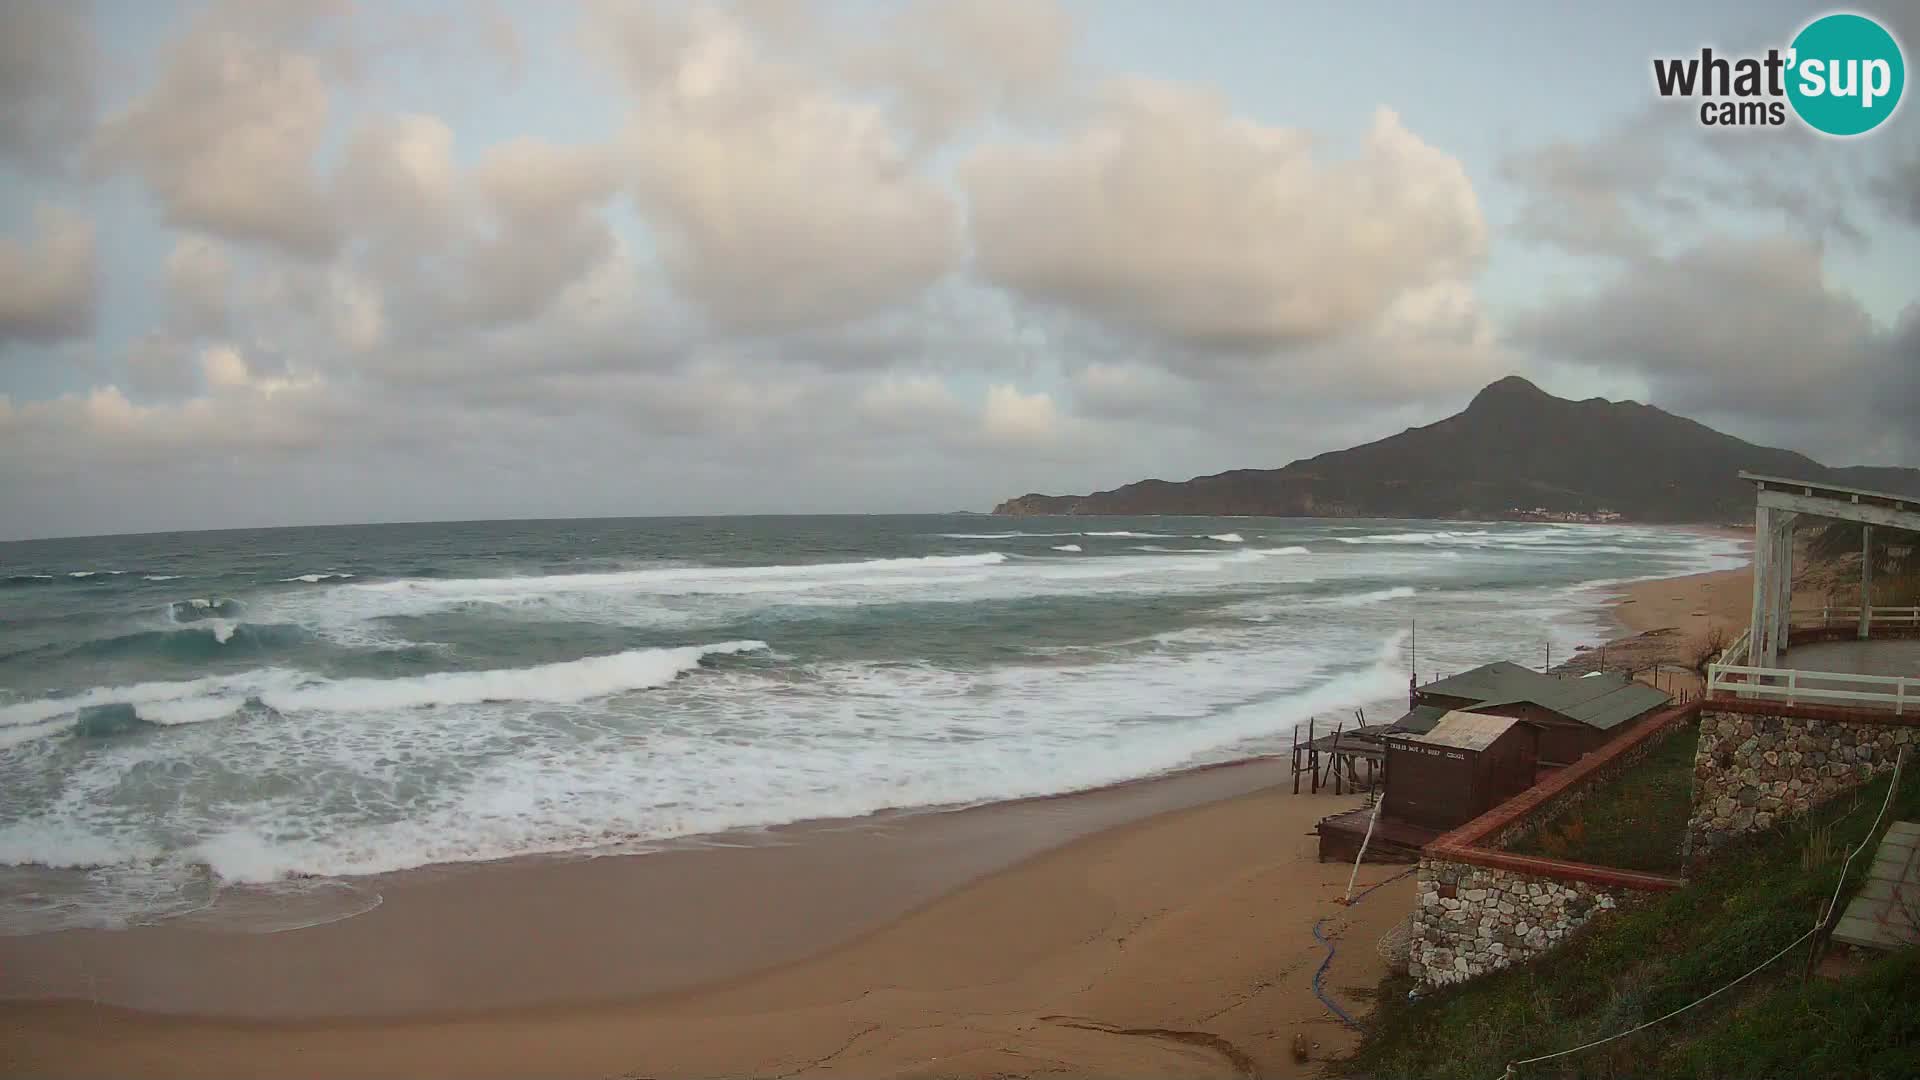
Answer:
[1787,13,1905,136]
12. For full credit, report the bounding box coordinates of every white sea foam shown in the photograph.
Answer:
[0,628,1410,886]
[0,641,767,737]
[281,572,354,583]
[938,531,1082,539]
[1253,546,1309,556]
[143,575,183,581]
[1083,530,1172,538]
[68,571,97,578]
[1205,532,1246,543]
[1052,544,1082,552]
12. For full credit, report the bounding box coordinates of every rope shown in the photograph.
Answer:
[1343,797,1385,903]
[1312,866,1416,1030]
[1494,745,1908,1078]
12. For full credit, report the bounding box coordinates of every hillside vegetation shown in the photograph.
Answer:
[1343,767,1920,1080]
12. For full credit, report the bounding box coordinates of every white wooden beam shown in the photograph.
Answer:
[1755,489,1920,532]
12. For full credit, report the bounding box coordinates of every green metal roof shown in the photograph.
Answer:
[1388,704,1450,734]
[1416,661,1670,731]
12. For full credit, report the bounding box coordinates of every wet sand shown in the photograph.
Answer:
[0,762,1410,1079]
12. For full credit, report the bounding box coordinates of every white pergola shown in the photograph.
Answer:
[1744,472,1920,669]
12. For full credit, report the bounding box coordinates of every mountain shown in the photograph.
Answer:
[992,376,1920,522]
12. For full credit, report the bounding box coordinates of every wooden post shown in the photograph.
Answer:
[1291,723,1301,795]
[1308,718,1319,794]
[1328,722,1344,795]
[1860,525,1874,640]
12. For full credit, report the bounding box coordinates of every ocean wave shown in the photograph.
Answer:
[1,630,1409,885]
[1082,530,1173,538]
[1326,585,1418,606]
[1052,544,1083,552]
[34,621,301,667]
[938,531,1082,539]
[1253,546,1309,556]
[1334,529,1494,545]
[143,574,184,581]
[3,574,56,586]
[280,572,353,583]
[0,641,769,738]
[167,597,245,622]
[1204,532,1246,543]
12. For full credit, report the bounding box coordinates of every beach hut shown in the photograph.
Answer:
[1380,712,1538,832]
[1411,661,1668,766]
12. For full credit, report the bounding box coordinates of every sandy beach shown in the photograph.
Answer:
[1,766,1409,1079]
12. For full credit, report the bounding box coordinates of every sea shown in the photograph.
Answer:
[0,515,1744,935]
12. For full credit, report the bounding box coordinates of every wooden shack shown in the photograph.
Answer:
[1411,662,1669,766]
[1381,711,1539,832]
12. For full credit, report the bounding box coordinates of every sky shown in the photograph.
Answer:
[1,0,1916,541]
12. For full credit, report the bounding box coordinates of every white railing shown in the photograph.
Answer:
[1719,627,1751,668]
[1789,605,1920,629]
[1706,663,1913,715]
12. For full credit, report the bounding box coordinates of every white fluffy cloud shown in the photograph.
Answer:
[965,86,1486,349]
[603,4,961,331]
[98,16,336,256]
[0,204,95,343]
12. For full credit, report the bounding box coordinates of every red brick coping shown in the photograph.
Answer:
[1423,702,1699,893]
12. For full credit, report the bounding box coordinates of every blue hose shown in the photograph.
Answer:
[1311,866,1416,1031]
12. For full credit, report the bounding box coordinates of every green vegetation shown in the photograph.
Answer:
[1343,768,1920,1080]
[1508,727,1698,875]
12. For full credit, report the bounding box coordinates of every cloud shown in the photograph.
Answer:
[856,373,968,432]
[97,12,337,257]
[965,86,1485,350]
[1511,235,1913,464]
[0,204,95,344]
[980,384,1062,446]
[0,0,96,174]
[163,236,231,336]
[839,0,1079,146]
[603,4,961,331]
[1500,108,1884,261]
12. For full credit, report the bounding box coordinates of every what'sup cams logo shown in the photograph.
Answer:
[1653,12,1905,135]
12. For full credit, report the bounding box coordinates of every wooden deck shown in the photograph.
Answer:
[1314,805,1440,864]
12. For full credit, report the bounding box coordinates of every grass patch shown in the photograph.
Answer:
[1508,724,1698,874]
[1342,765,1920,1080]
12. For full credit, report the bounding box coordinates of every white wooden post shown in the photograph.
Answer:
[1750,504,1772,670]
[1860,525,1874,640]
[1773,515,1795,664]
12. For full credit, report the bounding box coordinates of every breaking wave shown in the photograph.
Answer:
[0,640,769,738]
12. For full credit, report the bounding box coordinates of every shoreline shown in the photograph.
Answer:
[0,528,1753,1078]
[2,778,1410,1080]
[2,754,1324,1021]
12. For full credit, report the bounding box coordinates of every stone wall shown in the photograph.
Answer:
[1409,860,1630,986]
[1407,704,1693,988]
[1689,702,1916,852]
